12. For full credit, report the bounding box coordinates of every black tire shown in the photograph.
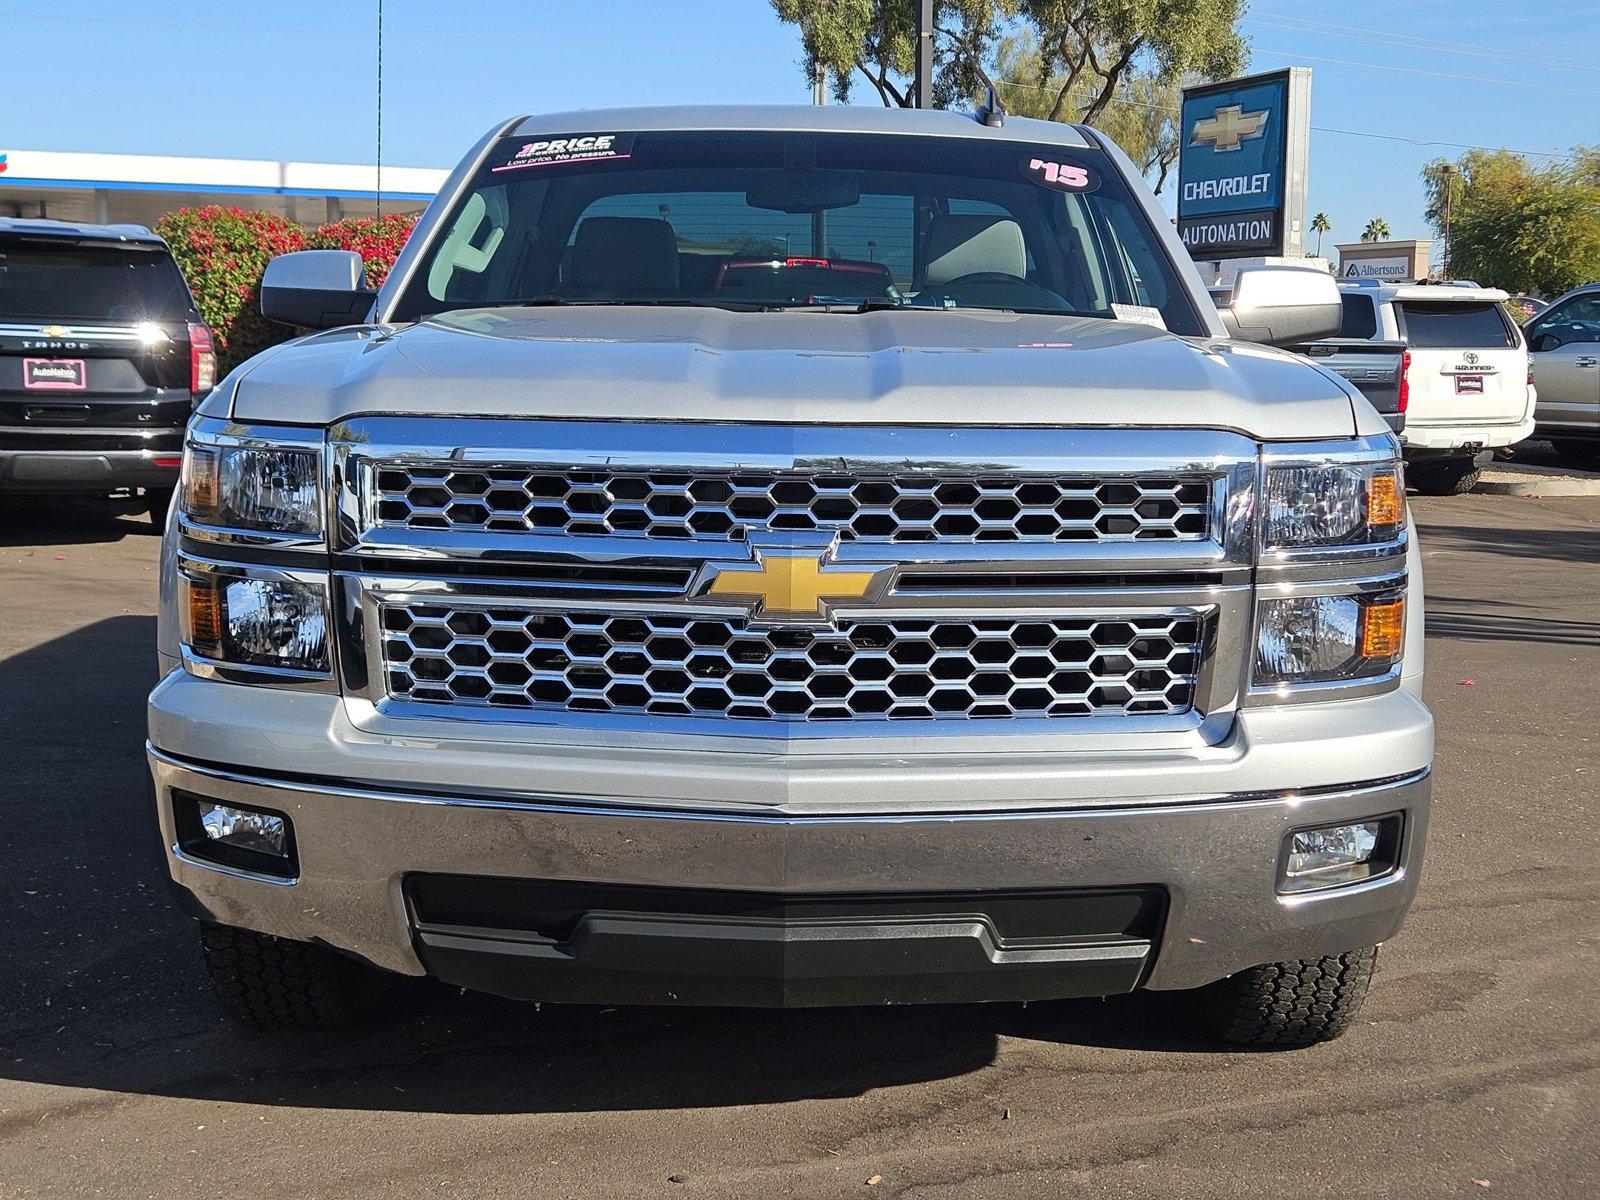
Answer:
[1193,946,1379,1047]
[1548,439,1600,471]
[1408,457,1481,496]
[199,921,390,1030]
[145,486,176,526]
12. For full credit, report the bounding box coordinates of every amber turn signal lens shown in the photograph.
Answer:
[182,446,219,517]
[1360,597,1405,660]
[183,577,222,652]
[1366,470,1402,531]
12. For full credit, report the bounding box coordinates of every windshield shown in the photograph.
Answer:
[0,236,190,322]
[389,130,1204,334]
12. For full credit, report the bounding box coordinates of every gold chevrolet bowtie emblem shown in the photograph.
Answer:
[705,551,882,620]
[40,325,72,338]
[1190,104,1269,152]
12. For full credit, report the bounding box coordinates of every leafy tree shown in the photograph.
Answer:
[1013,0,1246,125]
[1420,147,1600,294]
[770,0,1008,107]
[990,31,1186,192]
[769,0,1247,161]
[1360,217,1390,243]
[1311,211,1331,257]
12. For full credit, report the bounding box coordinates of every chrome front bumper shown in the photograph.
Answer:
[150,744,1429,997]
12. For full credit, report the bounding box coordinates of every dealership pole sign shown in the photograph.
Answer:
[1177,67,1311,260]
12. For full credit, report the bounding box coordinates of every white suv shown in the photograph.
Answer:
[1338,282,1534,494]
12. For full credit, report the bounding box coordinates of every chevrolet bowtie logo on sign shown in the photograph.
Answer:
[1190,104,1270,153]
[702,551,886,621]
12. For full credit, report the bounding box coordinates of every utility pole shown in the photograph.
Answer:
[811,68,827,254]
[1440,162,1459,282]
[915,0,933,108]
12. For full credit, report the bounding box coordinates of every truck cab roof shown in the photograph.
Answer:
[0,216,164,245]
[508,103,1093,147]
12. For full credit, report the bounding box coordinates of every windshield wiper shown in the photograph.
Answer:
[463,297,783,313]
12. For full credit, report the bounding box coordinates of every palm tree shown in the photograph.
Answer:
[1361,217,1391,243]
[1311,212,1331,257]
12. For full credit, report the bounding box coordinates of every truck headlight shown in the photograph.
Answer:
[182,440,322,536]
[1262,448,1402,550]
[182,568,331,676]
[1254,589,1404,686]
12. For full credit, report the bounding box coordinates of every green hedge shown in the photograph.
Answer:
[156,206,420,373]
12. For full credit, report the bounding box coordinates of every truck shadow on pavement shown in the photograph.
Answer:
[1418,519,1600,568]
[1,617,1239,1122]
[1425,597,1600,647]
[0,496,163,547]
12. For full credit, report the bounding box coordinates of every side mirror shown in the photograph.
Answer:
[1221,266,1342,346]
[260,250,377,330]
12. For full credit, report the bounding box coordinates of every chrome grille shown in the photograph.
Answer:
[369,465,1211,544]
[379,603,1204,722]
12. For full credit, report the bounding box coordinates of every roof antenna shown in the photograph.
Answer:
[375,0,384,220]
[978,82,1006,128]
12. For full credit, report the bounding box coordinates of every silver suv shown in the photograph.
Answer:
[1526,282,1600,467]
[148,106,1432,1046]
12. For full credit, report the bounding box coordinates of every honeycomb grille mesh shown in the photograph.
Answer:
[379,604,1205,722]
[369,465,1211,544]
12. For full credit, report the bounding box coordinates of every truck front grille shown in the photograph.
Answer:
[370,465,1211,545]
[378,603,1204,722]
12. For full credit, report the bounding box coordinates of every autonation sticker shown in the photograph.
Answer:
[493,133,635,172]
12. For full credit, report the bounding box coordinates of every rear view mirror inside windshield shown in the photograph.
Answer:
[746,171,861,214]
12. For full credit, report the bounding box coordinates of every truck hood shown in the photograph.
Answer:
[228,306,1359,440]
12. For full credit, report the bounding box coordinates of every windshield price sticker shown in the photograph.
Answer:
[1025,157,1099,192]
[1111,304,1168,331]
[493,133,635,172]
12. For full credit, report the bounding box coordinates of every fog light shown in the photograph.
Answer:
[1280,816,1400,894]
[199,802,289,857]
[174,790,298,878]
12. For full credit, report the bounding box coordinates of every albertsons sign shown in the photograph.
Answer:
[1343,257,1410,280]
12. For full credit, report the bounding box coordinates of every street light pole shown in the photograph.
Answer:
[1441,162,1459,282]
[915,0,933,108]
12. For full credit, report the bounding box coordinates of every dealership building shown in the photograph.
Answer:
[0,147,446,229]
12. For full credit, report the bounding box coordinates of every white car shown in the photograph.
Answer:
[1337,282,1534,494]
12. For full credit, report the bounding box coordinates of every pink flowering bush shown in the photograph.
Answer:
[157,207,420,372]
[306,212,419,288]
[156,206,305,372]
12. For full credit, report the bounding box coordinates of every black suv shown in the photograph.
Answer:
[0,218,214,522]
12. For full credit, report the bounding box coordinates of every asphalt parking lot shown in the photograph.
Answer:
[1,486,1596,1199]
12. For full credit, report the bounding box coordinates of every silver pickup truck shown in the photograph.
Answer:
[148,106,1432,1046]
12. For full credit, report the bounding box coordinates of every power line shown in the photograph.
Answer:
[1251,46,1600,97]
[1246,10,1600,76]
[0,4,351,40]
[993,76,1576,162]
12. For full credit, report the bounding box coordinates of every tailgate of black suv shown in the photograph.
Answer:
[0,228,204,490]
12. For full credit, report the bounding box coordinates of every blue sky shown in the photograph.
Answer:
[2,0,1597,250]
